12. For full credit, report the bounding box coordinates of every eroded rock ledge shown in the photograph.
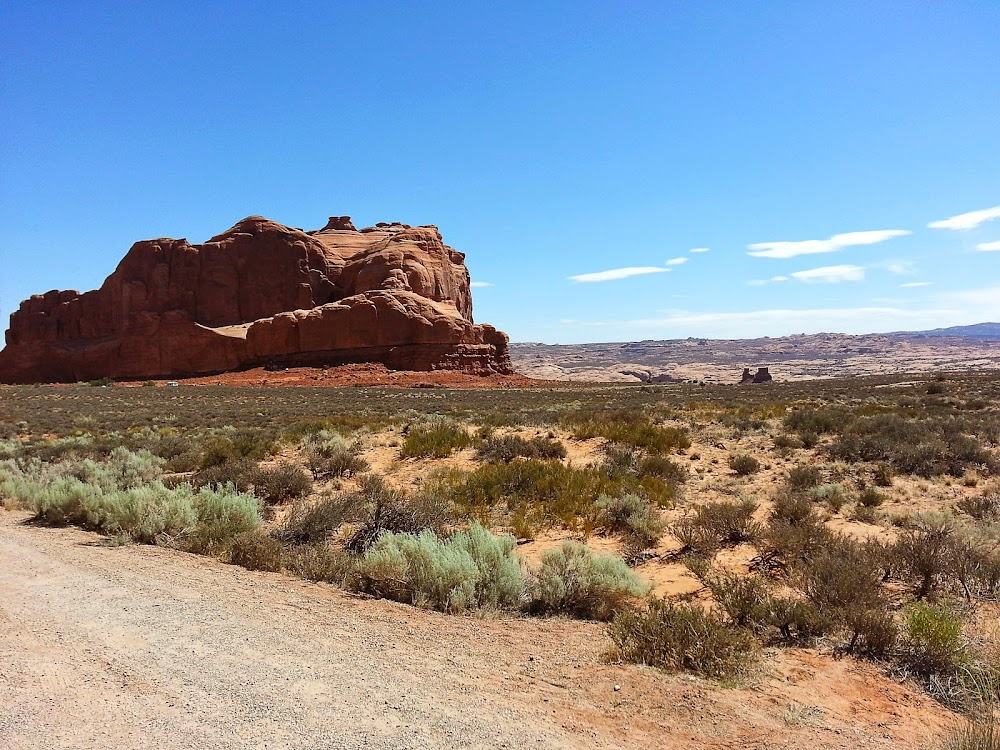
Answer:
[0,215,511,383]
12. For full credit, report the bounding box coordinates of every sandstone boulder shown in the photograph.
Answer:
[0,215,510,383]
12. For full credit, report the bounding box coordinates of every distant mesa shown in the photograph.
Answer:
[740,367,773,384]
[0,215,512,383]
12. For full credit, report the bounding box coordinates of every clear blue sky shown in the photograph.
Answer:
[2,1,998,344]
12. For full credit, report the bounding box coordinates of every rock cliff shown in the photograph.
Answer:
[0,215,511,383]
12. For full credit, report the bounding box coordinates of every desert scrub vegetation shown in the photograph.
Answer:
[728,454,761,476]
[672,499,762,557]
[302,430,368,479]
[475,433,566,463]
[528,540,649,620]
[596,493,666,559]
[400,418,474,458]
[561,409,690,453]
[609,599,757,679]
[354,524,523,614]
[429,459,676,534]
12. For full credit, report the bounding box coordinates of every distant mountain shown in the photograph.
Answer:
[896,323,1000,339]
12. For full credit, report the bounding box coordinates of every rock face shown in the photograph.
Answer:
[740,367,773,384]
[0,216,511,383]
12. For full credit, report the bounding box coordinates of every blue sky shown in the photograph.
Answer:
[1,1,998,344]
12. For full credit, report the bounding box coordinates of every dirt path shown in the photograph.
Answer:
[0,512,957,749]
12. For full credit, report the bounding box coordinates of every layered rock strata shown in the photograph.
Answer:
[0,215,511,383]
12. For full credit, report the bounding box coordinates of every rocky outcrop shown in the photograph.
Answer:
[0,216,511,383]
[740,367,773,384]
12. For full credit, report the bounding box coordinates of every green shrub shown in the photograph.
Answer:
[302,431,368,479]
[250,461,313,505]
[787,464,821,490]
[285,544,354,584]
[809,483,848,513]
[958,492,999,521]
[773,433,803,451]
[784,408,851,436]
[344,475,454,554]
[609,599,756,678]
[901,602,968,678]
[354,524,523,613]
[400,420,474,458]
[858,487,886,508]
[476,434,566,463]
[766,597,830,642]
[672,499,761,554]
[529,541,648,620]
[562,410,690,453]
[230,532,285,572]
[431,459,674,532]
[708,572,773,632]
[596,493,666,554]
[87,377,114,387]
[275,492,359,545]
[891,520,954,599]
[637,453,690,485]
[188,458,259,492]
[728,454,761,477]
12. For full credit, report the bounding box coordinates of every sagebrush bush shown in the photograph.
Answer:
[529,541,648,620]
[562,410,690,453]
[784,408,851,436]
[809,483,848,513]
[476,434,567,463]
[303,431,368,479]
[609,599,756,678]
[431,458,675,532]
[400,420,474,458]
[250,461,313,505]
[285,544,354,584]
[787,464,822,490]
[354,524,523,613]
[958,492,999,521]
[672,499,761,555]
[344,475,454,554]
[275,492,359,545]
[188,458,259,492]
[891,520,955,599]
[901,602,968,678]
[728,454,761,476]
[596,493,666,554]
[708,572,773,632]
[230,532,285,572]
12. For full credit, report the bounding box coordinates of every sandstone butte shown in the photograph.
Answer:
[0,215,512,384]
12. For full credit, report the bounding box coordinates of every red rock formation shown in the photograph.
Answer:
[0,216,511,383]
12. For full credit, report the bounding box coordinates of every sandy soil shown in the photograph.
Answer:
[0,511,961,750]
[122,363,545,389]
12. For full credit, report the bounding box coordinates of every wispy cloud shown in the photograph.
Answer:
[569,266,670,283]
[747,229,910,259]
[790,264,866,284]
[470,281,494,288]
[900,282,932,288]
[665,257,689,266]
[689,247,710,254]
[977,240,1000,252]
[928,205,1000,230]
[771,275,789,282]
[748,275,790,286]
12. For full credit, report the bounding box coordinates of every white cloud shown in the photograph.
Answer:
[977,240,1000,252]
[666,257,689,266]
[470,281,494,288]
[568,266,670,283]
[689,247,710,254]
[747,280,768,287]
[747,229,910,259]
[877,260,916,275]
[928,205,1000,230]
[790,264,866,284]
[771,276,789,282]
[900,282,932,288]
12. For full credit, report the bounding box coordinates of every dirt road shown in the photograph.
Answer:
[0,511,958,750]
